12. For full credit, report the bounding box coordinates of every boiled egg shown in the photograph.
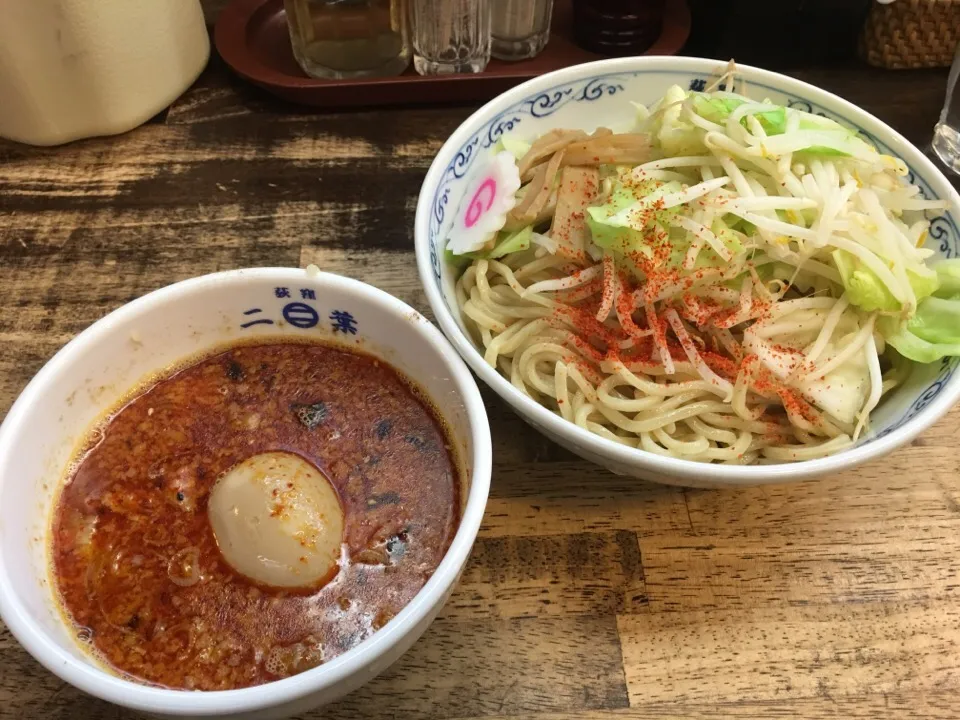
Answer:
[208,452,343,588]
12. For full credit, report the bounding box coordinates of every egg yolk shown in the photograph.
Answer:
[208,452,344,588]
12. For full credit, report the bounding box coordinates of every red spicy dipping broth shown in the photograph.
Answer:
[51,340,461,690]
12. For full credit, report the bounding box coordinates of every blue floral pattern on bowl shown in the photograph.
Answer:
[425,68,959,447]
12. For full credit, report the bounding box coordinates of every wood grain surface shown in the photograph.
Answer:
[2,6,960,719]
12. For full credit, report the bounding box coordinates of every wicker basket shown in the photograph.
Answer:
[860,0,960,69]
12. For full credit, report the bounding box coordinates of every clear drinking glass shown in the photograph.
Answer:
[933,40,960,174]
[284,0,410,80]
[491,0,554,61]
[410,0,492,74]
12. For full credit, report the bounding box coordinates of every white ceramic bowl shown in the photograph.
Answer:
[0,268,492,719]
[415,56,960,488]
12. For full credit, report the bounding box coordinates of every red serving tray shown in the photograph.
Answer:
[214,0,691,108]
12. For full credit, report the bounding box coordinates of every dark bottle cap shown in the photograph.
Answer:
[572,0,666,56]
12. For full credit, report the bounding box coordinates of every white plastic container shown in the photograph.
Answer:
[0,0,210,146]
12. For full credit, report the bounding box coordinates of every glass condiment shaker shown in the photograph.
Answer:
[571,0,664,56]
[284,0,411,80]
[410,0,492,74]
[491,0,554,61]
[932,40,960,174]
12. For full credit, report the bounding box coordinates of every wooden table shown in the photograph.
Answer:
[2,15,960,720]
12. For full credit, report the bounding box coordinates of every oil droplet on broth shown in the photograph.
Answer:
[264,638,324,679]
[208,452,344,588]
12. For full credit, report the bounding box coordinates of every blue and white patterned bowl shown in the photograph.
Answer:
[415,56,960,487]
